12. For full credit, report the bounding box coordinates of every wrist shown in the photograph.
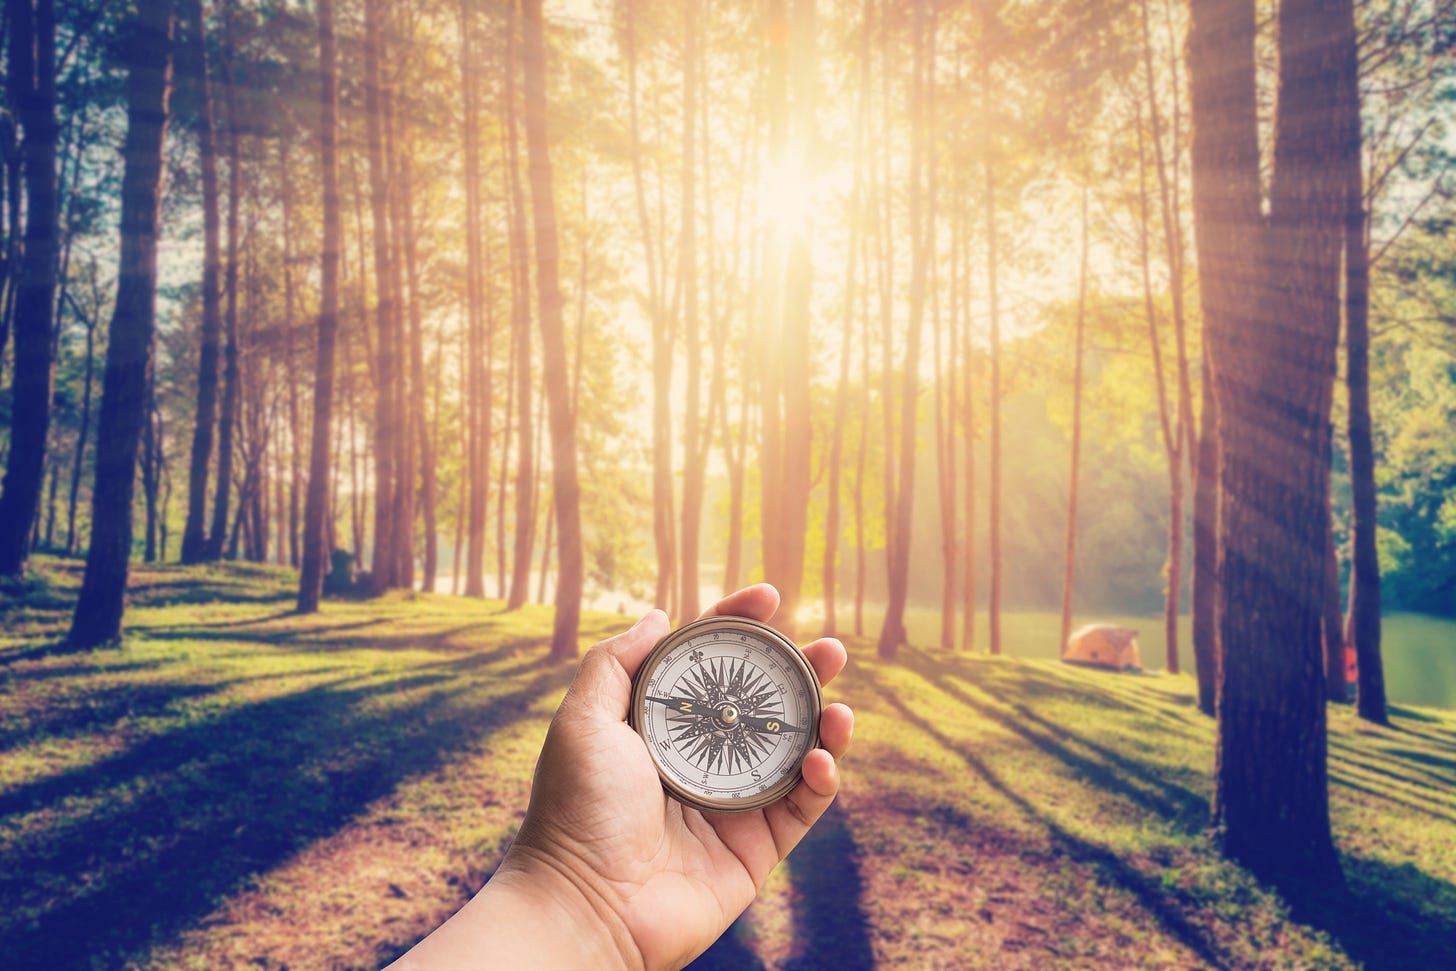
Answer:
[487,841,644,970]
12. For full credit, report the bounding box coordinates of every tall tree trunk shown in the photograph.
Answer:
[520,0,582,659]
[279,139,302,568]
[880,0,930,659]
[1340,9,1386,725]
[1322,495,1348,700]
[678,0,704,624]
[297,0,340,614]
[622,1,675,613]
[0,0,59,577]
[984,82,1002,657]
[459,0,487,599]
[384,75,414,591]
[1059,187,1090,655]
[65,310,97,553]
[402,153,436,594]
[1188,0,1343,885]
[69,0,172,647]
[1191,356,1219,715]
[141,373,162,562]
[960,201,976,652]
[207,0,241,561]
[363,0,396,593]
[179,0,222,564]
[1139,0,1192,674]
[506,6,536,611]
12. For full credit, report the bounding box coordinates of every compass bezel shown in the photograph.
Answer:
[629,615,823,813]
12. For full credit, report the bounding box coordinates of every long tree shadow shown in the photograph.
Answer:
[0,662,571,970]
[1290,856,1456,970]
[862,670,1228,968]
[901,653,1209,828]
[784,800,874,971]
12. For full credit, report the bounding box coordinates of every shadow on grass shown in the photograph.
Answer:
[861,668,1228,968]
[688,803,872,971]
[901,649,1210,829]
[1291,857,1456,971]
[784,801,874,971]
[0,662,571,970]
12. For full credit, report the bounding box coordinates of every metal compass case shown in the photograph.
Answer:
[629,616,823,813]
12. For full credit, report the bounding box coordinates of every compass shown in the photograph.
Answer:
[630,615,823,813]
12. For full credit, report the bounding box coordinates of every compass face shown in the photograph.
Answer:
[630,616,822,813]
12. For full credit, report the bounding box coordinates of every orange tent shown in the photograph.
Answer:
[1062,625,1142,672]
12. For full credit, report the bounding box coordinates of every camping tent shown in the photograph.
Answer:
[1062,625,1142,671]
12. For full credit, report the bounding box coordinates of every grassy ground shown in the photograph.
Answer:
[3,558,1455,969]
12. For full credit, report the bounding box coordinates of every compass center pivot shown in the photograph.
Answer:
[718,704,740,727]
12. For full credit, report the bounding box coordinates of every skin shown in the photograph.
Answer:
[392,584,855,970]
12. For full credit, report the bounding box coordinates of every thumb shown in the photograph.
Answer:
[561,609,670,722]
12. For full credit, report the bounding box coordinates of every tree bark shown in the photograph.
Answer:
[65,307,97,553]
[505,5,536,611]
[1340,5,1386,725]
[521,0,582,659]
[0,0,59,578]
[1322,494,1348,700]
[1189,0,1343,886]
[179,0,222,564]
[206,0,241,562]
[297,0,340,614]
[879,0,930,659]
[363,0,396,593]
[1059,187,1090,656]
[678,0,704,624]
[69,0,172,647]
[1191,356,1219,716]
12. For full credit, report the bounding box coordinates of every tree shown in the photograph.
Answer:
[878,0,932,659]
[206,0,242,562]
[0,0,59,578]
[1059,186,1090,654]
[520,0,582,659]
[178,0,223,565]
[69,0,173,647]
[1339,1,1387,724]
[1188,0,1345,884]
[297,0,340,615]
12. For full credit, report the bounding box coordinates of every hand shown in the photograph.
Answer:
[392,584,853,970]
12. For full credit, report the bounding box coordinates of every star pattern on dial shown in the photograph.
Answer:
[667,655,787,775]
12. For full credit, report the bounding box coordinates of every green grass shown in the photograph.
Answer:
[3,558,1455,969]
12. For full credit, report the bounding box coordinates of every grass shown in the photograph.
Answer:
[2,558,1455,969]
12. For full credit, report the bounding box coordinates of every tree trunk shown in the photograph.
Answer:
[179,0,222,564]
[1191,356,1219,716]
[65,310,97,553]
[1188,0,1343,886]
[678,0,704,624]
[1322,495,1348,701]
[69,0,172,647]
[1059,187,1090,656]
[207,0,241,562]
[1340,8,1386,725]
[505,6,536,611]
[0,0,59,578]
[279,140,302,568]
[984,83,1002,657]
[363,0,396,593]
[880,0,930,659]
[521,0,582,659]
[297,0,340,614]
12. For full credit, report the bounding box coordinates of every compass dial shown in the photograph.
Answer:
[630,616,822,813]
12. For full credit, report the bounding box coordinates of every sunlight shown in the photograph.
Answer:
[754,151,816,251]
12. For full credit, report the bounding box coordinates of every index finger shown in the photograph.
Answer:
[699,583,780,625]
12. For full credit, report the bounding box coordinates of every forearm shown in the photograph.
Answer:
[390,849,640,970]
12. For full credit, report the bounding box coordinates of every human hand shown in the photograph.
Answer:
[396,584,853,970]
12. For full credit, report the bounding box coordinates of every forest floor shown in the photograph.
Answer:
[2,558,1455,970]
